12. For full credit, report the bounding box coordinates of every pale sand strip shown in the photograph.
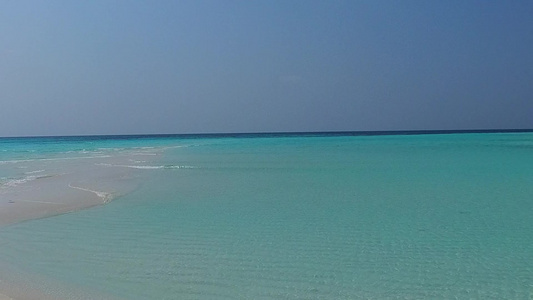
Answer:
[0,177,107,227]
[0,170,138,226]
[0,173,138,299]
[0,150,160,299]
[0,292,14,300]
[0,178,110,299]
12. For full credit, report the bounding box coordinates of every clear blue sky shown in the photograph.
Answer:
[1,0,532,136]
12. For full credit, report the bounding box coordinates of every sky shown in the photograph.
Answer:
[1,0,532,136]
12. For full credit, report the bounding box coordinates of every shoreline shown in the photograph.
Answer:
[0,176,129,300]
[0,176,143,300]
[0,173,123,228]
[0,146,163,227]
[0,293,13,300]
[0,146,165,299]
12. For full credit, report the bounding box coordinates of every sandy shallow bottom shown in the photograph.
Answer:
[2,134,533,299]
[0,146,159,226]
[0,170,137,227]
[0,148,160,299]
[0,293,13,300]
[0,266,118,300]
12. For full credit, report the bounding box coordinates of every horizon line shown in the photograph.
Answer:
[1,128,533,139]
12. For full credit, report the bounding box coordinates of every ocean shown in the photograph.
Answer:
[0,131,532,299]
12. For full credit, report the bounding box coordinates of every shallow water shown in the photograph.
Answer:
[1,133,533,299]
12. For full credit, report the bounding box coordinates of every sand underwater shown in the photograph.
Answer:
[1,132,533,299]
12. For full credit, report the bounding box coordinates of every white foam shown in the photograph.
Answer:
[12,199,64,205]
[128,159,147,163]
[130,152,158,156]
[2,176,38,188]
[162,145,186,149]
[68,184,112,203]
[122,165,163,169]
[95,163,113,167]
[0,159,36,165]
[97,147,126,151]
[24,170,45,175]
[0,155,111,165]
[1,174,58,189]
[96,163,195,170]
[64,150,104,154]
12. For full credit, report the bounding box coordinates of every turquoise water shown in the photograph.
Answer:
[1,133,533,299]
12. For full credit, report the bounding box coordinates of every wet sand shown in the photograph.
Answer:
[0,147,162,227]
[0,175,108,227]
[0,293,13,300]
[0,171,138,300]
[0,150,161,300]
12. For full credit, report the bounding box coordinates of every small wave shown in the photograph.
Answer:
[123,165,194,169]
[0,155,112,165]
[2,175,38,188]
[64,150,105,154]
[95,163,113,167]
[161,145,185,150]
[68,184,113,203]
[3,176,37,187]
[24,169,45,175]
[0,159,36,165]
[96,163,195,170]
[39,155,112,161]
[125,164,195,170]
[130,152,158,156]
[124,165,164,169]
[128,159,147,163]
[1,174,58,188]
[97,147,126,151]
